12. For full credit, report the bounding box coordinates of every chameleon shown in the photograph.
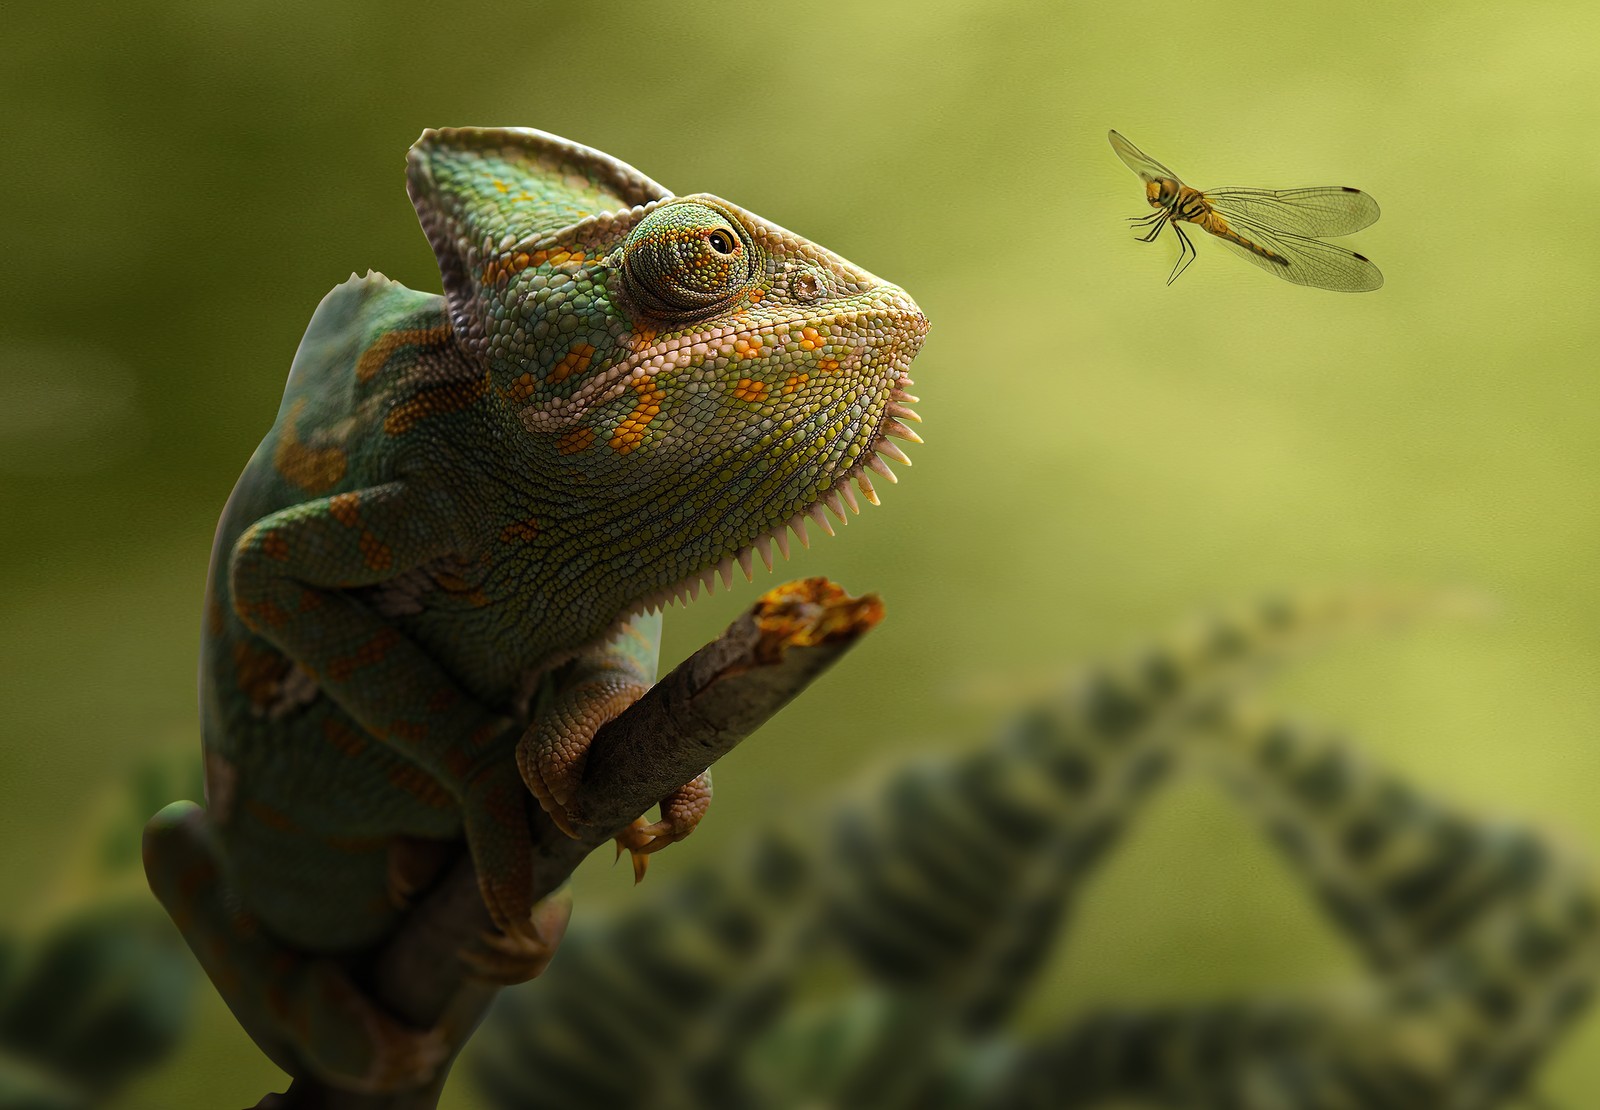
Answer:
[139,126,927,1092]
[470,597,1600,1109]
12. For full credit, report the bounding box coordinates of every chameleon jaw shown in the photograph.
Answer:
[631,374,923,616]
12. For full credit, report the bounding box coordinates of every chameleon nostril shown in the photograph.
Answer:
[790,270,825,304]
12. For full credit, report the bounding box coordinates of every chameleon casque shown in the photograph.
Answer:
[140,126,927,1090]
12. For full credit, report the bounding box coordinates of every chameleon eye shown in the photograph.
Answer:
[620,203,756,321]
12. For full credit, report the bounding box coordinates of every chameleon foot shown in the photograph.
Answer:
[613,771,713,882]
[517,676,650,837]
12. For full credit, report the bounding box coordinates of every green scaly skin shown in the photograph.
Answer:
[140,127,927,1092]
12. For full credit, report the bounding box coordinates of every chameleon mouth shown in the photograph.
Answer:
[635,372,923,613]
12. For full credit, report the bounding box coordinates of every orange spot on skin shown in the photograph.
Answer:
[499,519,540,543]
[610,375,665,454]
[748,287,764,303]
[506,372,539,403]
[429,565,489,607]
[273,399,348,494]
[355,326,452,383]
[733,378,769,403]
[816,358,840,372]
[237,599,289,630]
[783,373,810,395]
[798,326,822,350]
[260,531,290,562]
[327,627,402,681]
[385,375,490,436]
[478,247,588,287]
[480,252,535,287]
[298,587,326,612]
[558,426,596,455]
[630,328,659,352]
[328,493,361,527]
[388,763,454,809]
[323,717,368,758]
[732,334,765,360]
[427,687,461,712]
[359,531,393,571]
[546,343,595,385]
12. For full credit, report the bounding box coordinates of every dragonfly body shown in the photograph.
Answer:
[1141,176,1290,267]
[1111,129,1382,291]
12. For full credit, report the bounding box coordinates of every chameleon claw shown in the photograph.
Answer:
[612,769,710,884]
[613,837,649,883]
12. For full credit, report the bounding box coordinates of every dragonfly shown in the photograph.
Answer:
[1109,129,1383,292]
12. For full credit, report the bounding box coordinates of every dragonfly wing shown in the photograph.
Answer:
[1204,186,1380,237]
[1206,216,1383,292]
[1108,130,1184,185]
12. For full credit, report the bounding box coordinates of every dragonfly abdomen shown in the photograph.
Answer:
[1199,211,1290,267]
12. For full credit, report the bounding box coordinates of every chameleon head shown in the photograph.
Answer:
[406,128,926,613]
[580,194,928,605]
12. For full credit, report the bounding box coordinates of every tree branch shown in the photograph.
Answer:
[257,577,883,1109]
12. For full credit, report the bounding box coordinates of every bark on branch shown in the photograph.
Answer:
[257,577,883,1110]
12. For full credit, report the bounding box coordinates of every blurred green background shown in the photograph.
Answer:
[4,0,1599,1104]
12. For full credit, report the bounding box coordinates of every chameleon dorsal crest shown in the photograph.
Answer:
[405,127,670,357]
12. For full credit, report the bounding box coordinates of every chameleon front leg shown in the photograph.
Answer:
[228,480,553,952]
[516,610,713,881]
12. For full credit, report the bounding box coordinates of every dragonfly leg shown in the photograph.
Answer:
[1166,222,1197,285]
[1134,211,1169,244]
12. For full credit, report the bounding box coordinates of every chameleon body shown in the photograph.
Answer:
[473,599,1600,1109]
[140,127,926,1091]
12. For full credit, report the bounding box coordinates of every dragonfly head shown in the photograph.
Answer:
[1145,178,1179,209]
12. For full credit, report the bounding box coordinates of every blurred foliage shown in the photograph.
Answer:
[468,596,1600,1108]
[0,755,199,1108]
[3,0,1600,1106]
